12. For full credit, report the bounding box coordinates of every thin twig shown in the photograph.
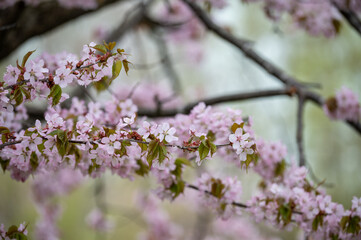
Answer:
[296,94,306,167]
[106,0,155,42]
[181,0,306,89]
[180,0,361,135]
[138,87,295,117]
[151,29,182,94]
[0,138,231,151]
[332,0,361,37]
[0,140,21,149]
[186,183,249,209]
[126,82,140,99]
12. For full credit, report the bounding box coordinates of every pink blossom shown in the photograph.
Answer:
[157,123,178,143]
[3,65,20,85]
[53,67,73,88]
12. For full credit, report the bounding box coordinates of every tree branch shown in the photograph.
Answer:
[106,0,154,42]
[296,94,306,167]
[138,88,295,117]
[332,1,361,37]
[181,0,361,135]
[0,138,231,151]
[186,183,250,209]
[0,0,126,60]
[150,29,182,94]
[181,0,308,89]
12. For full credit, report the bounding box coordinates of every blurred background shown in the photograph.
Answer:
[1,0,361,239]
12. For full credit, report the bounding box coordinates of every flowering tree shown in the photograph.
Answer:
[1,0,361,239]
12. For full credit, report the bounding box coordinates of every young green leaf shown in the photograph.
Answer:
[13,88,23,106]
[21,50,36,68]
[122,59,130,75]
[92,44,107,54]
[198,142,210,160]
[48,84,62,106]
[112,60,122,79]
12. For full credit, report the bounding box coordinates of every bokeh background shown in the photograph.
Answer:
[1,0,361,239]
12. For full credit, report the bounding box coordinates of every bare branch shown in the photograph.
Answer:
[106,0,154,42]
[296,94,306,167]
[186,183,250,209]
[181,0,307,89]
[0,140,22,149]
[0,0,126,60]
[151,30,182,93]
[180,0,361,135]
[0,138,231,151]
[138,88,295,117]
[332,1,361,37]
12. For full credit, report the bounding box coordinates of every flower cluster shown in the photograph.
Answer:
[253,139,287,181]
[247,140,361,239]
[324,86,361,122]
[241,0,347,37]
[1,43,361,239]
[196,173,242,219]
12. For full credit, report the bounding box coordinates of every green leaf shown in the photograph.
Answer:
[114,141,129,157]
[92,44,107,54]
[103,127,115,136]
[332,19,342,34]
[52,130,68,157]
[67,144,82,163]
[48,84,62,106]
[112,60,122,79]
[175,158,192,167]
[0,158,10,173]
[210,179,225,199]
[206,130,216,142]
[172,165,183,178]
[10,232,27,240]
[312,214,324,231]
[342,216,361,234]
[147,140,159,167]
[21,50,36,68]
[54,130,66,143]
[231,122,244,133]
[107,42,116,51]
[330,234,339,240]
[20,87,31,100]
[158,145,167,163]
[30,152,39,170]
[208,141,217,156]
[93,77,108,92]
[241,153,257,170]
[135,159,150,176]
[7,225,19,235]
[198,142,210,160]
[274,159,287,177]
[340,216,348,230]
[49,129,63,137]
[277,203,292,225]
[122,60,130,75]
[13,88,23,106]
[138,142,148,152]
[0,126,10,134]
[169,180,185,199]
